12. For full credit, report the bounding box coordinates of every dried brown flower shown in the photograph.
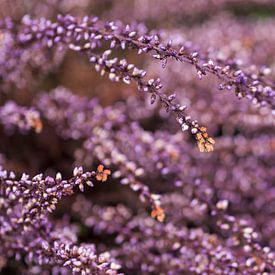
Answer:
[96,164,111,182]
[151,206,165,222]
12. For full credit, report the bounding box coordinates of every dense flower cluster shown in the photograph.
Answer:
[0,1,274,274]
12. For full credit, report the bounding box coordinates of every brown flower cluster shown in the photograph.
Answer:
[195,127,216,152]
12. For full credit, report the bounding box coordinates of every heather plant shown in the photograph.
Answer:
[0,1,274,274]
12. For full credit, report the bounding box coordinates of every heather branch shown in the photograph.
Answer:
[0,165,120,274]
[88,53,215,152]
[0,165,110,234]
[15,15,273,108]
[11,15,215,151]
[97,19,275,110]
[1,15,274,110]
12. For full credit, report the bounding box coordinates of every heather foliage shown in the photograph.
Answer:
[0,1,274,274]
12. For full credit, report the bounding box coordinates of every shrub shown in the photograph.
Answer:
[0,1,274,274]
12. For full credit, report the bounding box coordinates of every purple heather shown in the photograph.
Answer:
[0,1,274,274]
